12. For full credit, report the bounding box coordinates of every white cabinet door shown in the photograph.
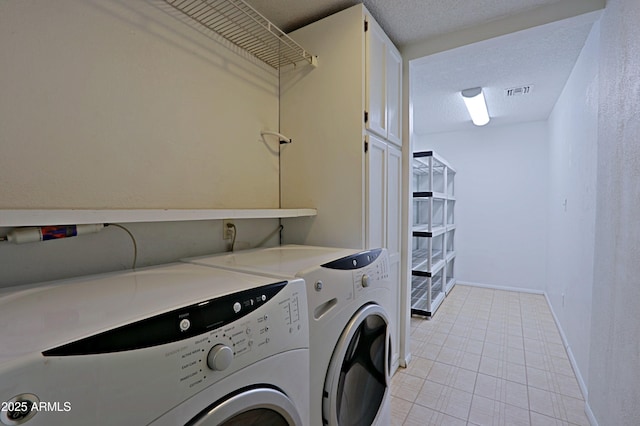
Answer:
[386,46,402,146]
[366,139,402,373]
[366,135,387,249]
[365,16,402,146]
[365,137,401,251]
[386,142,402,373]
[365,18,387,139]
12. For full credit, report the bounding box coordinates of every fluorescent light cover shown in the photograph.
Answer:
[461,87,490,126]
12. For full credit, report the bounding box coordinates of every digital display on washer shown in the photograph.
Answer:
[321,248,382,270]
[42,281,287,356]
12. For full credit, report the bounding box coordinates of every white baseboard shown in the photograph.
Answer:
[412,280,599,425]
[542,293,589,398]
[585,401,598,426]
[400,352,412,369]
[543,293,598,426]
[456,280,545,295]
[457,281,598,425]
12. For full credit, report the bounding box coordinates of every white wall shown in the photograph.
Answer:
[0,0,284,288]
[588,0,640,424]
[0,219,281,288]
[546,20,599,393]
[414,121,549,291]
[0,0,280,209]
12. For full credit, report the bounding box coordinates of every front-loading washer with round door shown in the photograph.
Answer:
[183,245,394,426]
[0,263,309,426]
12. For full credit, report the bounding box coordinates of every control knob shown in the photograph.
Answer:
[207,344,234,371]
[361,274,370,288]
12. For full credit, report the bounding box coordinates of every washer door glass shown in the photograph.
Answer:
[323,304,389,426]
[188,387,301,426]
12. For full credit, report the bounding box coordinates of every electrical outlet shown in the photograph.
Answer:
[223,220,234,240]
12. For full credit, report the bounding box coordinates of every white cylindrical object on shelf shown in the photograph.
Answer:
[6,224,104,244]
[6,227,41,244]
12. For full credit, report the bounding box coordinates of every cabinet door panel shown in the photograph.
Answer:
[365,19,387,139]
[386,46,402,146]
[366,135,387,249]
[387,143,402,255]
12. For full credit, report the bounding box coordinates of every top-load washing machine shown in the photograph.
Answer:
[0,263,309,426]
[184,245,394,426]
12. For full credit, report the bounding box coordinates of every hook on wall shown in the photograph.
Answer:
[261,130,292,144]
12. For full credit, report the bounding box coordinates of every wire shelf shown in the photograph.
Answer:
[164,0,317,69]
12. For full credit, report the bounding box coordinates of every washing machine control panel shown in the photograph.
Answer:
[319,248,389,293]
[170,278,307,391]
[2,275,308,426]
[42,281,291,356]
[27,278,308,421]
[321,248,382,271]
[353,250,389,295]
[307,249,390,321]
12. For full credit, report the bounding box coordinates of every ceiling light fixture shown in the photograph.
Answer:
[461,87,490,126]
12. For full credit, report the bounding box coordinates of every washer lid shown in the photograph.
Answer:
[0,263,292,361]
[184,245,359,278]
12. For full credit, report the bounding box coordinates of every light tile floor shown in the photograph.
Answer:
[391,285,590,426]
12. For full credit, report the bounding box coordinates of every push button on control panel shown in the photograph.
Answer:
[179,318,191,332]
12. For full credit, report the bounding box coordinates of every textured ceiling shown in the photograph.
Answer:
[357,0,568,46]
[245,0,601,135]
[246,0,567,47]
[411,14,597,134]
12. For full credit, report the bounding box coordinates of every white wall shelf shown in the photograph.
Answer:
[163,0,317,69]
[0,209,317,227]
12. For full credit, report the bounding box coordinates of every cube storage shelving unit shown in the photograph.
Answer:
[411,151,456,317]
